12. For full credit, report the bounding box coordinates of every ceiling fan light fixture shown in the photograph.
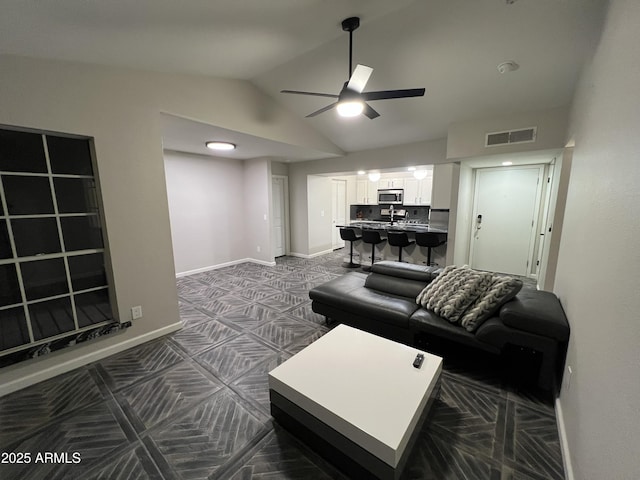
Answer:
[205,141,236,151]
[337,99,364,117]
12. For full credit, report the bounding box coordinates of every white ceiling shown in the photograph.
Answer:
[1,0,605,161]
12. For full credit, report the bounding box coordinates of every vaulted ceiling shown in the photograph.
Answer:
[1,0,605,160]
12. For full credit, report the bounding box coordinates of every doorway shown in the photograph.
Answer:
[469,165,544,276]
[271,176,288,258]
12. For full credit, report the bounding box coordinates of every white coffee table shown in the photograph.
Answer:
[268,324,442,480]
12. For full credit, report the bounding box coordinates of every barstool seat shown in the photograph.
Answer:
[361,230,387,271]
[339,227,362,268]
[414,231,447,266]
[386,231,415,263]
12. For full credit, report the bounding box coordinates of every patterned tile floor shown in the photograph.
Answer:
[0,251,565,480]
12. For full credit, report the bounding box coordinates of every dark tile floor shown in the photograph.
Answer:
[0,251,565,480]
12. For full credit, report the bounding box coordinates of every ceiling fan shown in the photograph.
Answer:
[281,16,425,119]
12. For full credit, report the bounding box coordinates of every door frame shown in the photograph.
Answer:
[271,175,290,258]
[468,165,545,277]
[331,179,347,250]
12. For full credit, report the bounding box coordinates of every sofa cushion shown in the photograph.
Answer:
[309,272,417,328]
[370,261,438,282]
[416,265,493,323]
[499,288,570,341]
[459,275,523,332]
[409,309,500,354]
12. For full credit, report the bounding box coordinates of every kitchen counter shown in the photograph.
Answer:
[342,221,448,234]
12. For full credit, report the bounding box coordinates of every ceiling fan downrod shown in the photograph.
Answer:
[342,17,360,79]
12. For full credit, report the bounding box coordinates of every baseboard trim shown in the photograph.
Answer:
[289,249,335,259]
[0,322,182,397]
[176,258,275,277]
[555,397,575,480]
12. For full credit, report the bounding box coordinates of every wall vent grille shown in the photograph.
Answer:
[485,127,537,147]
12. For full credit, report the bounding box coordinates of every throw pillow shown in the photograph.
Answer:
[459,275,523,332]
[416,264,459,306]
[417,265,493,323]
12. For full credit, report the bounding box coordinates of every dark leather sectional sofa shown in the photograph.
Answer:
[309,261,570,392]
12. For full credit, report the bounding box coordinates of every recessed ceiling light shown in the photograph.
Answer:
[407,166,416,171]
[368,172,381,182]
[205,141,236,151]
[502,161,513,166]
[357,170,366,175]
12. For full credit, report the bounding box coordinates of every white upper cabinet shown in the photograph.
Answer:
[403,172,433,205]
[378,177,405,189]
[356,179,379,204]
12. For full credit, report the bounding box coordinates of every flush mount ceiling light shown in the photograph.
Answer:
[368,172,381,182]
[497,61,519,74]
[205,141,236,151]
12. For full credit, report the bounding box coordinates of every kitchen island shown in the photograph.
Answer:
[338,222,448,267]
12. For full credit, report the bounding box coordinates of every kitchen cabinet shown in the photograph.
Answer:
[431,163,455,209]
[356,179,379,204]
[403,174,433,205]
[378,177,405,189]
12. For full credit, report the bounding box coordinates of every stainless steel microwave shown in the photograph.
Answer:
[377,189,404,205]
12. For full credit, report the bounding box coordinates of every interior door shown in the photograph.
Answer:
[271,176,286,257]
[332,179,346,249]
[469,166,543,276]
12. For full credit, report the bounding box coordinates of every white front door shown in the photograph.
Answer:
[272,176,286,257]
[469,165,543,276]
[332,179,346,249]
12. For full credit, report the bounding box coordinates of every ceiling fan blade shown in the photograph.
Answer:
[346,64,373,93]
[362,88,426,101]
[363,103,380,119]
[281,90,339,99]
[306,102,338,118]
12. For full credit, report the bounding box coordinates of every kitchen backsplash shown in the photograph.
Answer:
[350,204,431,223]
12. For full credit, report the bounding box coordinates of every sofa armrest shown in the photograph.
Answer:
[499,289,569,341]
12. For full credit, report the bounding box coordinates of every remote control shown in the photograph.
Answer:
[413,353,424,369]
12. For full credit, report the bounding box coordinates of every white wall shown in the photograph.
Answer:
[555,1,640,478]
[306,175,334,256]
[244,158,273,264]
[453,163,474,265]
[447,107,569,160]
[0,54,340,395]
[164,151,245,274]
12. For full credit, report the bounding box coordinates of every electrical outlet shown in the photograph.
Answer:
[131,305,143,320]
[256,245,261,252]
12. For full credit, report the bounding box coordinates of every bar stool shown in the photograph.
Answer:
[386,231,415,263]
[361,230,387,271]
[339,228,362,268]
[415,231,447,266]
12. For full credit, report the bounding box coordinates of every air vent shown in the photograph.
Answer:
[485,127,537,147]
